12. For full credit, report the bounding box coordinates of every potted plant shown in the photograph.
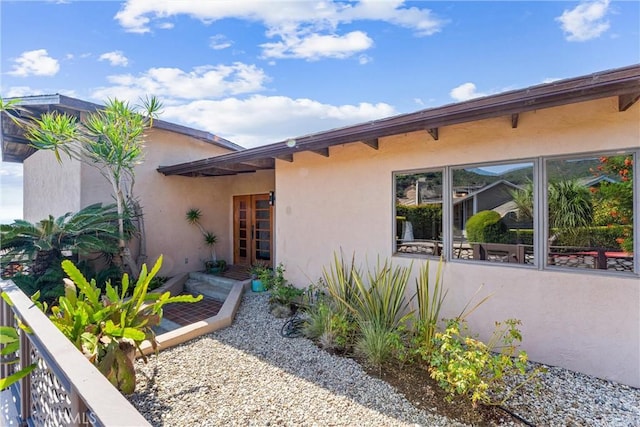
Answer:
[186,208,222,273]
[249,263,269,292]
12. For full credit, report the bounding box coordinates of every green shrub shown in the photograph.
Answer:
[429,318,545,406]
[553,225,632,249]
[396,204,442,240]
[303,297,356,352]
[466,211,508,243]
[507,229,534,245]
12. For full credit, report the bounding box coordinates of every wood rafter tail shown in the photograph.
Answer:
[361,138,379,150]
[276,154,293,162]
[511,113,519,129]
[619,93,640,111]
[311,147,329,157]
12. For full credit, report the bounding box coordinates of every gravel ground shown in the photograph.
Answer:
[128,292,640,426]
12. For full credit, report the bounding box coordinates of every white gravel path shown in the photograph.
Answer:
[128,292,640,426]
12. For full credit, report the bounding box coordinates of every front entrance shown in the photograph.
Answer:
[233,194,273,267]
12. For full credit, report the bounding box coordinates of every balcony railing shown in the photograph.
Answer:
[1,279,151,427]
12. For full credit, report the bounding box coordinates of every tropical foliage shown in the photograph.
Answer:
[185,208,218,266]
[1,96,162,276]
[34,256,201,394]
[0,293,37,391]
[1,204,121,303]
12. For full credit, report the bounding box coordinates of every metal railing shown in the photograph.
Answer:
[0,279,151,427]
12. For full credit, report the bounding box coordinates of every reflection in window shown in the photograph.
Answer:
[395,170,443,256]
[546,154,634,272]
[452,163,534,264]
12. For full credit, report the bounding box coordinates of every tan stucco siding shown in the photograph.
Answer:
[23,150,81,221]
[23,127,274,277]
[136,130,274,276]
[274,97,640,387]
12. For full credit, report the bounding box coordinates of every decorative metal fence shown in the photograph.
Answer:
[1,280,150,427]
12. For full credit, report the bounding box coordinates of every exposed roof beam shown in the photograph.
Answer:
[310,147,330,157]
[511,113,519,129]
[361,138,379,150]
[619,92,640,111]
[275,154,293,162]
[427,128,438,141]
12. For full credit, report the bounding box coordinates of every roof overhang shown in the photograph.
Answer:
[158,64,640,177]
[1,94,243,163]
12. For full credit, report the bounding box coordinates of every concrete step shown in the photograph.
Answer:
[189,271,239,290]
[184,279,230,302]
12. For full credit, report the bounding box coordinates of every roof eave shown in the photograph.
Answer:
[158,64,640,177]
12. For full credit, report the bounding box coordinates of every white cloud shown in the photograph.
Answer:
[556,0,610,42]
[114,1,445,59]
[210,34,233,50]
[542,77,561,84]
[449,82,487,102]
[5,86,36,97]
[160,95,396,148]
[99,51,129,67]
[91,62,268,102]
[0,162,24,223]
[8,49,60,77]
[261,31,373,60]
[358,54,372,65]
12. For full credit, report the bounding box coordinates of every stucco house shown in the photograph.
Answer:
[2,65,639,387]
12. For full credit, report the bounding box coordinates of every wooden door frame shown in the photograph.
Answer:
[233,194,273,267]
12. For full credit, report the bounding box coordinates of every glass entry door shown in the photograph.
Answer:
[233,194,273,267]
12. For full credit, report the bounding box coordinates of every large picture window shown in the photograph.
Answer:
[393,150,636,275]
[546,153,634,272]
[395,170,443,256]
[451,162,535,264]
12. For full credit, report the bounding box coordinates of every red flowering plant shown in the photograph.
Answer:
[591,155,634,253]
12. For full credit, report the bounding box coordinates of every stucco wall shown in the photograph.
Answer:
[274,97,640,387]
[24,127,274,277]
[23,149,81,221]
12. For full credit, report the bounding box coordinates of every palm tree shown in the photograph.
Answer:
[6,96,162,276]
[548,180,593,230]
[1,203,120,277]
[511,180,593,245]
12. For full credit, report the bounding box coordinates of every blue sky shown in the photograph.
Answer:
[1,0,638,222]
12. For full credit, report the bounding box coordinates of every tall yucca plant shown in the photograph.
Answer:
[18,96,162,277]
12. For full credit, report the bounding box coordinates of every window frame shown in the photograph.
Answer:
[392,148,638,276]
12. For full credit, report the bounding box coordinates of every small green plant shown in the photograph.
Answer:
[35,256,202,394]
[256,267,274,289]
[185,208,218,268]
[302,294,355,352]
[428,318,545,406]
[0,292,37,391]
[268,265,303,307]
